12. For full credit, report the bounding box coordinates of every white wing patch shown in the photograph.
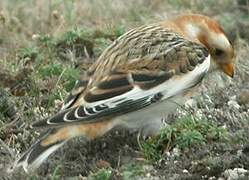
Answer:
[35,55,210,127]
[84,55,210,107]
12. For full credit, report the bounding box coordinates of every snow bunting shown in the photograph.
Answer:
[13,14,234,172]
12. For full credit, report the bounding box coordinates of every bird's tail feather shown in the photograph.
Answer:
[11,129,66,172]
[10,120,115,173]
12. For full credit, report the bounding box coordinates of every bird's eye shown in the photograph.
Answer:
[214,48,224,56]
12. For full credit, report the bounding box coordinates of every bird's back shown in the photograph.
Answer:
[87,24,208,88]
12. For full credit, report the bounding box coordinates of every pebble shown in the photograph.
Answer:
[237,149,243,156]
[32,34,40,41]
[208,176,216,180]
[229,95,237,101]
[185,98,197,108]
[222,124,227,129]
[146,173,151,177]
[172,147,180,157]
[196,110,204,118]
[237,89,249,105]
[223,168,248,180]
[227,100,240,109]
[165,151,170,157]
[182,169,188,173]
[95,159,111,169]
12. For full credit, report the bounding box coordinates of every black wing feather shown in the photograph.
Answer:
[32,93,163,127]
[61,79,88,110]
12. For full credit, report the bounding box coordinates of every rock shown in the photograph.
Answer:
[32,34,40,41]
[242,144,249,155]
[95,159,111,169]
[172,147,180,157]
[229,95,236,101]
[217,178,225,180]
[182,169,189,173]
[185,98,197,108]
[208,176,216,180]
[227,100,240,109]
[237,89,249,105]
[223,168,248,180]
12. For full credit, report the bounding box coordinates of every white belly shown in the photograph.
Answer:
[115,93,190,135]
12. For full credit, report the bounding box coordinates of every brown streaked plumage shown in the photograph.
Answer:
[12,14,235,172]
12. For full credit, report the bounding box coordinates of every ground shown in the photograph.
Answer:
[0,0,249,179]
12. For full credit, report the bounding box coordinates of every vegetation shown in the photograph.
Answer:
[89,169,112,180]
[141,115,229,162]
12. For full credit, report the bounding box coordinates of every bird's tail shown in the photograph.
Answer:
[10,120,116,173]
[11,128,67,172]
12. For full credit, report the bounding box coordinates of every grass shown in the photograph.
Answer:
[120,163,145,180]
[38,63,80,92]
[141,114,229,162]
[89,169,112,180]
[17,47,39,61]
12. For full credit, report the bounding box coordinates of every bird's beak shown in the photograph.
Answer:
[219,63,234,78]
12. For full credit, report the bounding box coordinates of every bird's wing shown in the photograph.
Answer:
[32,24,210,128]
[60,75,89,110]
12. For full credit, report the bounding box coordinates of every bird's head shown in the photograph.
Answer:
[173,14,235,77]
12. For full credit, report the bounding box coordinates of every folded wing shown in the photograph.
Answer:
[33,25,210,128]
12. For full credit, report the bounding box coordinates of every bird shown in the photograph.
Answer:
[12,14,235,172]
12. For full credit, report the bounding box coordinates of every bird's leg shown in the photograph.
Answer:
[139,117,168,140]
